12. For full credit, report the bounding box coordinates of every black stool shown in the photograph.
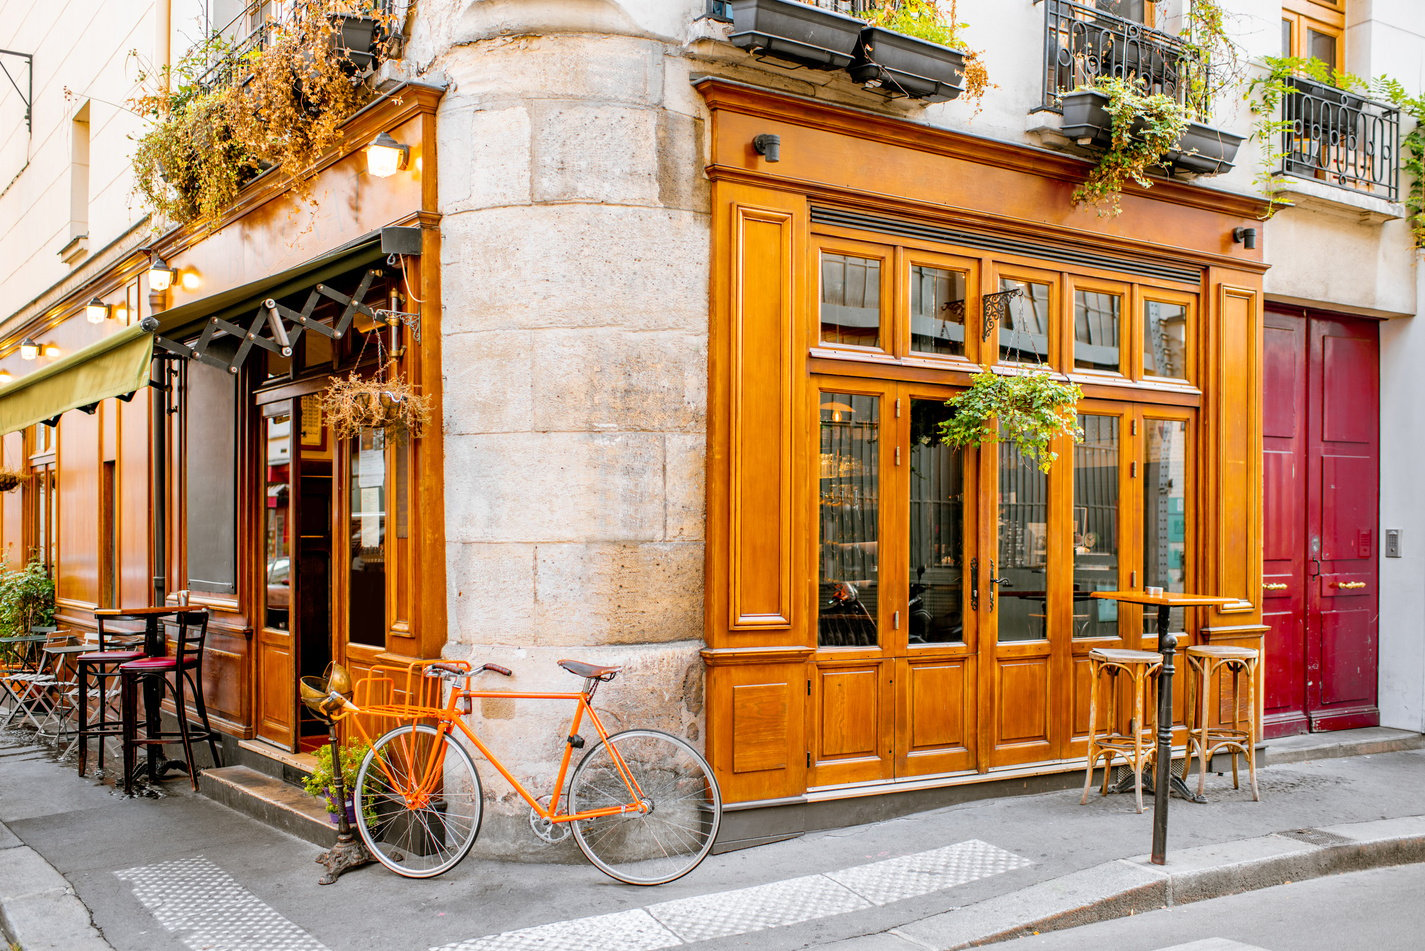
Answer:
[119,610,222,793]
[75,617,146,778]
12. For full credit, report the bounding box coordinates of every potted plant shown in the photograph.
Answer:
[1066,76,1190,216]
[851,0,967,103]
[728,0,866,71]
[302,740,372,825]
[939,367,1083,473]
[319,368,432,442]
[0,468,29,493]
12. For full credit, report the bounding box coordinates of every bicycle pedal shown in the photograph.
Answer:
[567,734,585,749]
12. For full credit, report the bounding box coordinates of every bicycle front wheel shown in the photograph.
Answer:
[568,729,721,885]
[353,724,483,878]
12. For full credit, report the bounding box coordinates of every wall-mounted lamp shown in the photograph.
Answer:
[753,133,781,163]
[366,132,410,178]
[85,297,111,325]
[1233,227,1257,250]
[180,269,202,291]
[147,256,177,292]
[19,338,39,360]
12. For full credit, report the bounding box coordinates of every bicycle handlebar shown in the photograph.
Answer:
[425,662,513,679]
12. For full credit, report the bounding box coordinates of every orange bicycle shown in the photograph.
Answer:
[315,658,721,885]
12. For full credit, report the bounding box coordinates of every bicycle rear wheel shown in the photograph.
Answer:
[568,729,721,885]
[353,724,483,878]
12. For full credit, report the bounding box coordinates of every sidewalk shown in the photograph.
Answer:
[1,728,1422,951]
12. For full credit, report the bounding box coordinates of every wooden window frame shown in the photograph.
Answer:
[810,237,895,360]
[1067,275,1132,380]
[901,248,982,368]
[1282,0,1346,70]
[1134,286,1198,387]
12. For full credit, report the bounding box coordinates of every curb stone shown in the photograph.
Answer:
[0,823,114,951]
[892,814,1425,949]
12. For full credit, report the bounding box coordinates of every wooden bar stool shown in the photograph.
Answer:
[1181,644,1260,801]
[1081,648,1163,814]
[118,610,221,794]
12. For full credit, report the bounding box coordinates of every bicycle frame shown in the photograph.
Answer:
[342,661,648,826]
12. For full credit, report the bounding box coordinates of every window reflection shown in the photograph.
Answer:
[1074,290,1121,373]
[910,266,967,357]
[821,254,882,349]
[1144,419,1189,631]
[264,413,292,631]
[997,441,1049,642]
[1074,415,1119,638]
[999,278,1051,364]
[1143,301,1188,380]
[909,400,963,644]
[818,393,879,647]
[349,428,387,648]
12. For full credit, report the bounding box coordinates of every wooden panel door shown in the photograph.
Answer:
[1263,313,1309,735]
[1262,309,1379,736]
[1308,315,1379,730]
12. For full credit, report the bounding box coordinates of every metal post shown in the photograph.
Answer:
[315,725,374,884]
[1151,601,1173,865]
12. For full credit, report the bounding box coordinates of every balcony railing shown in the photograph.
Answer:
[1280,78,1400,201]
[1040,0,1199,112]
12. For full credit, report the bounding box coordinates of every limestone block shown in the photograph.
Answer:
[443,431,666,543]
[440,31,666,106]
[442,329,535,434]
[530,101,662,205]
[446,542,537,646]
[439,103,533,212]
[530,329,705,433]
[663,432,708,541]
[532,540,704,645]
[439,204,711,331]
[656,108,709,214]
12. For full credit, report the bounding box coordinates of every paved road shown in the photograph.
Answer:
[989,862,1425,951]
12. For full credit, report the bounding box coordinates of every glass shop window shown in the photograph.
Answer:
[996,440,1050,642]
[999,278,1052,365]
[1074,288,1122,374]
[1073,414,1120,638]
[1143,300,1189,381]
[908,399,963,644]
[821,254,883,349]
[818,393,880,648]
[910,265,968,358]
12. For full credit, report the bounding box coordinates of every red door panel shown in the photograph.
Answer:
[1263,309,1379,736]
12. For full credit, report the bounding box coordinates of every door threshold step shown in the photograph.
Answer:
[200,765,337,848]
[237,738,318,773]
[1263,726,1425,766]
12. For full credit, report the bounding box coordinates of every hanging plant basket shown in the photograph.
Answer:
[939,368,1084,473]
[0,469,29,493]
[318,369,431,442]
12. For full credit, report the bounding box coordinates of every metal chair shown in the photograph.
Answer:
[75,617,147,778]
[118,610,222,793]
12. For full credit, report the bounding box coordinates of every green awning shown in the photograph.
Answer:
[0,324,154,435]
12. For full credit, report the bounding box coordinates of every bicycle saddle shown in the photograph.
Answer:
[558,659,622,681]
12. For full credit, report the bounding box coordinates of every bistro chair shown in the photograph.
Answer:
[118,610,222,794]
[75,616,147,778]
[1081,647,1163,814]
[1181,644,1261,801]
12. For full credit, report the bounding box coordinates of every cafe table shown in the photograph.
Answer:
[1090,589,1238,864]
[93,606,185,788]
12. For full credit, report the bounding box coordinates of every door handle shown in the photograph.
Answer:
[988,560,1006,612]
[970,558,979,612]
[1263,583,1288,591]
[1335,581,1367,589]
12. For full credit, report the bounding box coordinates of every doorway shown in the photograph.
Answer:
[1262,308,1380,737]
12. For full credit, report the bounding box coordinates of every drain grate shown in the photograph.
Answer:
[1276,828,1353,847]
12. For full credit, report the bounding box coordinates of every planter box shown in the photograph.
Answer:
[728,0,864,71]
[1059,89,1242,176]
[849,26,964,103]
[1169,121,1244,175]
[328,14,381,70]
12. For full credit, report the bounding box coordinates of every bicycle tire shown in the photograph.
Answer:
[568,729,721,885]
[353,723,483,878]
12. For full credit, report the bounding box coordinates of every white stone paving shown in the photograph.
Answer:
[432,838,1031,951]
[116,855,330,951]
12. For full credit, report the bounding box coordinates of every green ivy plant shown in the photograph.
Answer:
[939,368,1084,473]
[1071,76,1190,217]
[1179,0,1241,122]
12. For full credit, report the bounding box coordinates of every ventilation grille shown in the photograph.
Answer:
[810,206,1203,286]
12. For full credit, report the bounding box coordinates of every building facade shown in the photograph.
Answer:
[0,0,1419,848]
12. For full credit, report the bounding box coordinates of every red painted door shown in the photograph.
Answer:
[1262,309,1379,736]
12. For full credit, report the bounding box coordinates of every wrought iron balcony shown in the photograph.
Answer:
[1040,0,1199,112]
[1279,78,1400,201]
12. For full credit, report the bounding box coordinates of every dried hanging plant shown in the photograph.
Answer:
[319,369,431,443]
[0,469,28,493]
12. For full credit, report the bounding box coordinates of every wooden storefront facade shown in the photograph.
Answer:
[0,85,446,761]
[698,80,1271,816]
